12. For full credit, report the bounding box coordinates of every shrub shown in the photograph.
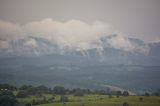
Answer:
[139,97,143,102]
[74,90,84,96]
[108,94,113,98]
[122,102,129,106]
[60,95,68,102]
[0,90,14,97]
[48,96,55,102]
[144,92,150,96]
[54,86,65,95]
[0,95,17,106]
[16,90,28,98]
[122,91,129,96]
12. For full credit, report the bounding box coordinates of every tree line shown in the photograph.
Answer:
[0,83,160,106]
[0,84,130,97]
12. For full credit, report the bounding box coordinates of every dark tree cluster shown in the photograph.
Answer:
[152,89,160,96]
[16,90,29,98]
[0,84,17,91]
[0,83,131,98]
[19,85,51,96]
[60,95,69,102]
[0,89,17,106]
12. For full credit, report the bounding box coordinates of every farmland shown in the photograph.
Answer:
[18,94,160,106]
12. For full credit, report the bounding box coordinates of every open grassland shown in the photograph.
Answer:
[18,94,160,106]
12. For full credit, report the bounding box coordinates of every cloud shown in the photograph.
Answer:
[0,20,25,40]
[23,18,114,51]
[0,40,9,49]
[23,38,38,49]
[0,18,149,54]
[108,33,135,51]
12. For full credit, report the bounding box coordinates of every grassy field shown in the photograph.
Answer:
[17,94,160,106]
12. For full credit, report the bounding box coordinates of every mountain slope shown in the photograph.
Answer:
[0,35,160,93]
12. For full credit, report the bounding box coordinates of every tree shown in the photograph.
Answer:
[25,103,32,106]
[139,97,143,102]
[122,102,129,106]
[122,91,129,96]
[16,90,28,98]
[116,91,122,96]
[0,95,17,106]
[0,90,14,97]
[152,89,160,96]
[48,96,55,102]
[97,90,107,95]
[108,93,113,98]
[19,85,50,96]
[74,88,84,96]
[20,85,36,95]
[36,85,49,93]
[144,92,150,96]
[0,89,17,106]
[54,86,65,95]
[20,85,33,91]
[0,84,17,91]
[42,97,47,103]
[60,95,68,102]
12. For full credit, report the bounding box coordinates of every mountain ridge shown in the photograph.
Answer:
[0,34,160,66]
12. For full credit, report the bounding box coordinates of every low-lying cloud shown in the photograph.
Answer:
[0,18,149,54]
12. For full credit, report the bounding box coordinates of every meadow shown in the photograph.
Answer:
[1,84,160,106]
[17,94,160,106]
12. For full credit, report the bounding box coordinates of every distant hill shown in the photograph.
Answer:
[0,35,160,93]
[0,34,160,66]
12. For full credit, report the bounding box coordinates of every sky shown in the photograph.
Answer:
[0,0,160,43]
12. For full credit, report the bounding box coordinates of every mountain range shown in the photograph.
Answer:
[0,34,160,93]
[0,34,160,66]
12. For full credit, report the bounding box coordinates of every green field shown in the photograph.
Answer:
[17,94,160,106]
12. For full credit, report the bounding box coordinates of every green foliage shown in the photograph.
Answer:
[0,89,17,106]
[0,90,14,97]
[73,88,84,96]
[122,102,129,106]
[60,95,68,102]
[31,97,49,105]
[0,84,17,91]
[48,96,55,102]
[116,91,122,96]
[139,97,143,102]
[0,84,160,106]
[152,89,160,96]
[17,90,29,98]
[0,95,17,106]
[25,103,32,106]
[94,90,108,95]
[54,86,65,95]
[19,85,51,96]
[122,91,129,96]
[144,92,150,96]
[108,94,113,98]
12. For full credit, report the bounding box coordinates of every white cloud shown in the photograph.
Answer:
[0,40,9,49]
[23,18,113,51]
[108,33,134,51]
[0,18,149,54]
[23,38,38,49]
[0,20,25,40]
